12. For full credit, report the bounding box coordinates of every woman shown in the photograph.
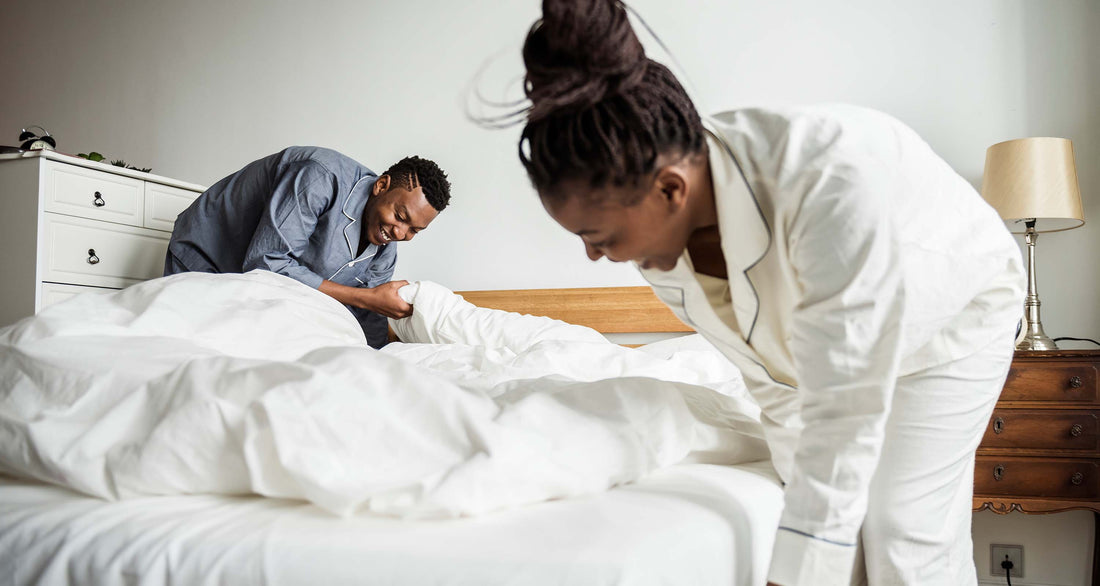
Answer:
[511,1,1025,585]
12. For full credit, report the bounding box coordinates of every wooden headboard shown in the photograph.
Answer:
[455,286,691,334]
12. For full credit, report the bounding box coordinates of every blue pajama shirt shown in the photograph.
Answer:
[164,146,397,348]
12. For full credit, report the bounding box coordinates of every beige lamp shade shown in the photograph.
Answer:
[981,137,1085,233]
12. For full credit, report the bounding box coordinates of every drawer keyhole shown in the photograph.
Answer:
[1071,424,1084,438]
[1069,376,1083,389]
[93,191,105,207]
[993,417,1005,434]
[993,464,1005,482]
[87,249,100,265]
[1071,472,1085,486]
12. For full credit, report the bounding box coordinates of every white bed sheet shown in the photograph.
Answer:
[0,273,783,584]
[1,273,770,519]
[0,461,782,586]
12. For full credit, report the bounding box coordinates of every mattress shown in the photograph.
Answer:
[0,462,782,586]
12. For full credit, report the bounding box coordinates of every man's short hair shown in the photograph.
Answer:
[384,156,451,212]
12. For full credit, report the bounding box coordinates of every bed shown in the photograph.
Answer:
[0,272,783,586]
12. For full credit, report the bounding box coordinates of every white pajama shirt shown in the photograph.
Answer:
[639,105,1025,585]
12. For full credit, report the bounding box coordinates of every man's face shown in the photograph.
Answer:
[364,175,439,246]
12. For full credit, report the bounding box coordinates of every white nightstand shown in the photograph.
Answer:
[0,150,205,327]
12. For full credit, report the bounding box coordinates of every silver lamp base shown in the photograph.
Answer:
[1015,222,1058,351]
[1016,311,1058,351]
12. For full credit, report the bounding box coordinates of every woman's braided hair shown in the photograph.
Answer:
[520,0,705,204]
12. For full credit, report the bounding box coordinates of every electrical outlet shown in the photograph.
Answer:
[991,544,1024,578]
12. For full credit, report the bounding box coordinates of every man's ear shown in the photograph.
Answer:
[373,174,391,195]
[654,166,689,213]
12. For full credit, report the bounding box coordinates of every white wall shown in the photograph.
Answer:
[973,510,1094,586]
[2,1,1097,583]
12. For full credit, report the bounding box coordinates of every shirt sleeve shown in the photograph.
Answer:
[242,161,338,289]
[767,157,905,586]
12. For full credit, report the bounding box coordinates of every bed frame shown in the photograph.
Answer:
[388,285,691,344]
[456,286,692,335]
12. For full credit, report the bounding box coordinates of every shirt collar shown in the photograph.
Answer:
[639,118,771,343]
[702,118,771,278]
[341,174,379,259]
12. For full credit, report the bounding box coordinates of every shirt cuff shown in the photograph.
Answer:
[767,527,857,586]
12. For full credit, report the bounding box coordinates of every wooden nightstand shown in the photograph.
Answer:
[973,349,1100,585]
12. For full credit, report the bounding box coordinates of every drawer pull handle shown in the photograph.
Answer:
[993,417,1005,434]
[93,191,105,207]
[1069,376,1083,389]
[1071,472,1084,486]
[993,464,1005,481]
[1070,424,1084,438]
[87,249,100,265]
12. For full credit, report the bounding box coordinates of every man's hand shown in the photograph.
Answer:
[363,280,413,319]
[318,279,413,319]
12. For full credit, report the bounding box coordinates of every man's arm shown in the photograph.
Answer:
[241,161,336,289]
[319,279,411,319]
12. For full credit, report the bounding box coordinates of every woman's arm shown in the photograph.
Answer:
[768,158,904,586]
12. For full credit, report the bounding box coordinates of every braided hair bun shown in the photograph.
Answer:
[519,0,705,199]
[523,0,647,121]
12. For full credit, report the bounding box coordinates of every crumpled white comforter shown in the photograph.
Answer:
[0,271,766,518]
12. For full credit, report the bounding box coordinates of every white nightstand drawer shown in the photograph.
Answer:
[145,182,199,232]
[43,160,144,227]
[1,152,203,327]
[39,282,119,310]
[42,214,169,288]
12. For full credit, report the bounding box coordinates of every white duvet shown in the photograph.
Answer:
[0,271,766,518]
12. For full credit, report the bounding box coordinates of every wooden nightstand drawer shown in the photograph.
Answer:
[42,214,170,289]
[981,410,1098,452]
[1000,363,1097,403]
[42,160,144,227]
[975,457,1098,499]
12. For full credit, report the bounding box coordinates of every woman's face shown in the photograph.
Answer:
[540,172,695,272]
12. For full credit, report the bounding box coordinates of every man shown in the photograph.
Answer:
[164,146,451,348]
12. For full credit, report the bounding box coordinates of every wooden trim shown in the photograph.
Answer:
[455,286,692,334]
[974,497,1100,515]
[1013,349,1100,359]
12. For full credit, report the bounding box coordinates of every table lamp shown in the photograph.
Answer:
[981,137,1085,351]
